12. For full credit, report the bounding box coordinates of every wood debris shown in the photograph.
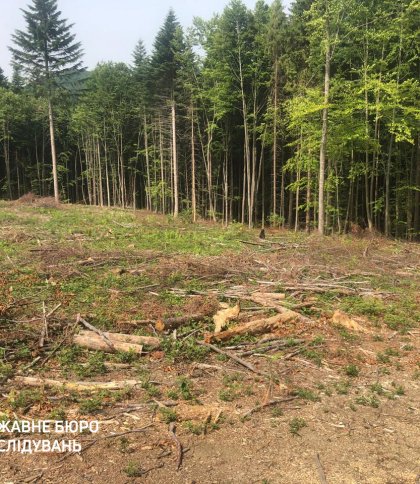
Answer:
[331,310,369,333]
[205,310,308,343]
[73,330,153,353]
[13,376,140,391]
[213,302,240,333]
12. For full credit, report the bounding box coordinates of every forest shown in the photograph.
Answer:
[0,0,419,237]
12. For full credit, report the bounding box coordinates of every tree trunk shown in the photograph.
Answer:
[171,101,179,217]
[191,105,197,222]
[48,97,60,203]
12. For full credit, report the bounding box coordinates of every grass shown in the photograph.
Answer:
[344,364,360,377]
[289,417,307,435]
[79,395,105,414]
[8,389,43,411]
[158,407,178,423]
[124,462,144,478]
[355,395,380,408]
[292,388,320,402]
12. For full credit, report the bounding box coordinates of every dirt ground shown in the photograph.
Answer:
[0,202,419,483]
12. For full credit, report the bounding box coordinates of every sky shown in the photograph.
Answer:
[1,0,292,78]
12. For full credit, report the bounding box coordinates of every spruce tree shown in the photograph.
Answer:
[0,68,8,89]
[9,0,83,202]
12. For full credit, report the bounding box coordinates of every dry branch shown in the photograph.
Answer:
[243,396,297,418]
[197,341,265,375]
[168,422,183,470]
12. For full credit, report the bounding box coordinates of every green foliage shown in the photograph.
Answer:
[344,365,360,377]
[9,389,43,410]
[289,417,307,435]
[292,387,321,402]
[158,407,178,423]
[79,395,105,414]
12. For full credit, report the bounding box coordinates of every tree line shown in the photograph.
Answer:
[0,0,419,237]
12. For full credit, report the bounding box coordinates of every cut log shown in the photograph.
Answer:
[76,314,115,352]
[13,376,140,391]
[248,292,312,324]
[78,330,160,348]
[205,311,305,343]
[213,303,240,333]
[73,333,143,354]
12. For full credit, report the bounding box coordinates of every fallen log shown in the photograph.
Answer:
[73,332,143,354]
[248,292,312,324]
[13,376,140,391]
[205,311,305,343]
[78,329,160,348]
[76,314,115,352]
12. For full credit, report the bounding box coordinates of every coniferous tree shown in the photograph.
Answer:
[0,68,8,89]
[9,0,83,203]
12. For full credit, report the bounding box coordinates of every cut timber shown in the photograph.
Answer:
[13,376,140,391]
[213,303,240,333]
[74,332,143,354]
[78,330,160,348]
[205,311,305,343]
[331,310,369,333]
[248,292,312,324]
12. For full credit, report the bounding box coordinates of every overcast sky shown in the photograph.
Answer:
[1,0,292,78]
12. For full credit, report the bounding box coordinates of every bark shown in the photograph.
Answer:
[14,376,140,391]
[171,101,179,217]
[48,97,60,203]
[318,39,331,235]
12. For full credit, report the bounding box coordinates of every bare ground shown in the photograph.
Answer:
[0,203,419,483]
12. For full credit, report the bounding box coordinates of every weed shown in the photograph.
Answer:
[118,437,130,453]
[289,417,307,435]
[369,383,385,395]
[219,388,238,402]
[344,364,360,377]
[292,388,320,402]
[355,395,379,408]
[310,335,325,346]
[162,338,209,362]
[167,389,179,400]
[141,380,161,398]
[377,352,390,364]
[271,407,284,417]
[48,407,66,421]
[159,407,177,423]
[334,380,351,395]
[124,462,144,477]
[114,350,138,363]
[402,344,414,351]
[75,352,107,378]
[176,377,195,401]
[384,348,400,357]
[183,420,205,435]
[337,326,359,342]
[391,382,405,396]
[9,389,43,410]
[342,296,384,317]
[79,395,105,414]
[0,362,13,381]
[301,349,323,366]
